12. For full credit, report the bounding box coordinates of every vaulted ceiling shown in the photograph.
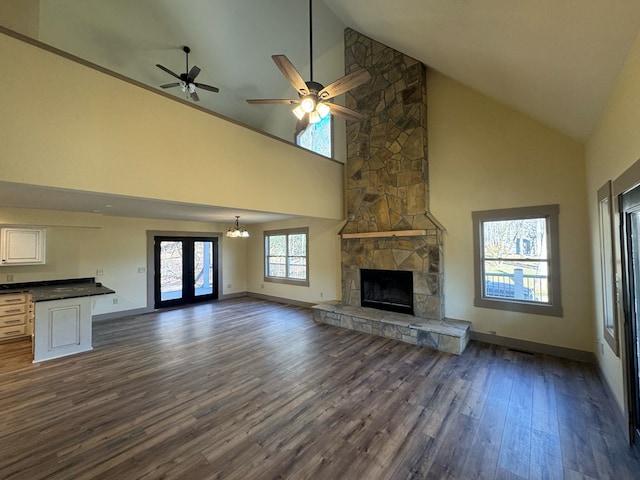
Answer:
[3,0,640,222]
[35,0,640,141]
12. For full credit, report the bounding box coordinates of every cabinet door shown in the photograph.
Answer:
[1,228,46,265]
[34,297,92,362]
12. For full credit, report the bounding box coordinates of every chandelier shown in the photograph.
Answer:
[226,216,250,238]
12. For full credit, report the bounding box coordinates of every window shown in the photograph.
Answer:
[472,204,562,316]
[598,181,619,355]
[264,227,309,286]
[296,115,332,158]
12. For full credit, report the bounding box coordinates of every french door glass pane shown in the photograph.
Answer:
[160,240,183,301]
[194,241,214,297]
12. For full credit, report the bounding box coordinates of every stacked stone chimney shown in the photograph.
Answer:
[341,28,444,320]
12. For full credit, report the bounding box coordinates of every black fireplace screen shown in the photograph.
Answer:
[360,269,414,315]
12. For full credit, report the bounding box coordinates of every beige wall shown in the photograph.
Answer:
[585,32,640,412]
[428,70,592,352]
[246,217,343,304]
[0,207,342,314]
[0,32,344,221]
[0,0,39,38]
[0,208,246,315]
[1,18,618,405]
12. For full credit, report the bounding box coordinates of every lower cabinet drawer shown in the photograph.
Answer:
[0,294,27,306]
[0,324,26,339]
[0,303,27,316]
[0,314,26,327]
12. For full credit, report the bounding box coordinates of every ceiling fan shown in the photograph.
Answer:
[156,46,219,102]
[246,0,371,129]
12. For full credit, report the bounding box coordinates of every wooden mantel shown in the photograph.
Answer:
[341,229,427,239]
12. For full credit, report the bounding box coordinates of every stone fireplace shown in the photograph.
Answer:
[312,29,470,355]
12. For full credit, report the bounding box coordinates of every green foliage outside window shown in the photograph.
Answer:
[265,228,309,285]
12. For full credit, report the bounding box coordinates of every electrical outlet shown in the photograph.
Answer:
[138,267,146,273]
[261,284,264,289]
[6,274,14,282]
[96,269,104,276]
[112,298,118,305]
[320,292,324,298]
[226,284,232,289]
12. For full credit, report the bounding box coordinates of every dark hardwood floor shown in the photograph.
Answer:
[0,297,638,479]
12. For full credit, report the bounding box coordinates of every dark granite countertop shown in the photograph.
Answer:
[0,277,115,302]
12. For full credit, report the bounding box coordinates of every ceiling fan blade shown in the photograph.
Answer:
[327,103,364,122]
[194,83,219,93]
[318,68,371,100]
[188,66,201,81]
[160,82,180,89]
[272,55,309,95]
[246,98,299,105]
[156,64,181,80]
[190,90,200,102]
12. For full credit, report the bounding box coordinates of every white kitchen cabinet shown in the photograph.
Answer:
[0,227,46,266]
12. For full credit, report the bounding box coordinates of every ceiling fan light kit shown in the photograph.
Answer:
[156,1,370,125]
[316,102,331,118]
[300,96,316,113]
[156,46,219,102]
[245,0,371,128]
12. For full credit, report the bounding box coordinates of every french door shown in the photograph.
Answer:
[619,185,640,447]
[154,236,218,308]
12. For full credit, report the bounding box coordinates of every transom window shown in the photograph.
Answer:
[264,227,309,286]
[472,204,562,317]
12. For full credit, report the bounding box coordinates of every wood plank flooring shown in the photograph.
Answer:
[0,297,639,479]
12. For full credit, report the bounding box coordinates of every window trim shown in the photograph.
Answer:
[472,204,563,317]
[598,181,620,355]
[264,227,310,286]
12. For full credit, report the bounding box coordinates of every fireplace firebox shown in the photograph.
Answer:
[360,269,414,315]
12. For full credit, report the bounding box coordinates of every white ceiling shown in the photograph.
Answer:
[38,0,347,132]
[325,0,640,141]
[4,0,640,222]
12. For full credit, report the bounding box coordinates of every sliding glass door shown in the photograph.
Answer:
[154,236,218,308]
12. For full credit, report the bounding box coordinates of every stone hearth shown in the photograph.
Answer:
[313,303,470,355]
[312,29,470,354]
